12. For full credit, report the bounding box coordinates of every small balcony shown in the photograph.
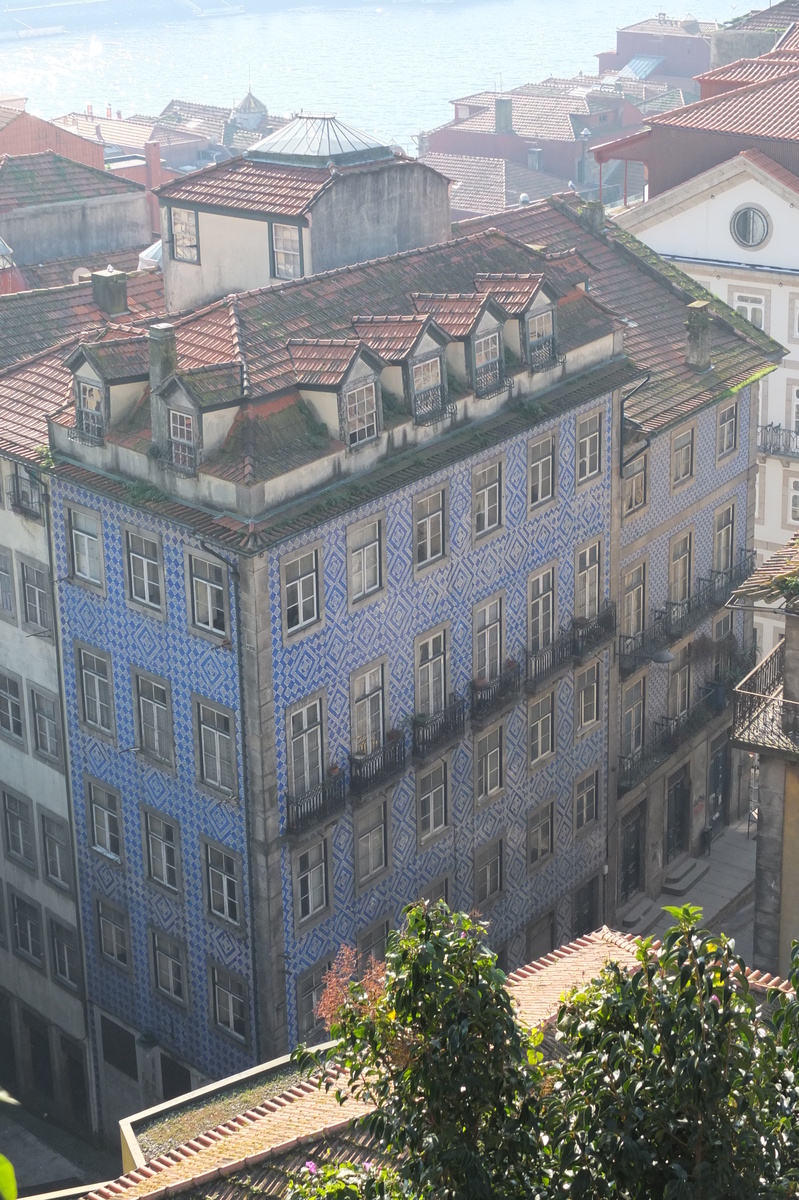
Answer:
[6,474,42,519]
[571,601,617,659]
[349,734,406,798]
[474,358,505,399]
[471,661,522,723]
[68,408,104,446]
[412,696,468,760]
[528,336,561,372]
[165,440,196,474]
[619,685,727,792]
[732,639,799,759]
[757,424,799,459]
[526,603,617,692]
[286,772,347,837]
[413,384,456,426]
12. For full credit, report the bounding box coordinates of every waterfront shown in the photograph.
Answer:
[3,0,737,151]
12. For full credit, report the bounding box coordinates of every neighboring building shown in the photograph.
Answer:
[731,535,799,977]
[419,152,571,220]
[711,0,799,69]
[0,152,150,266]
[155,113,451,312]
[157,93,290,153]
[51,111,213,171]
[7,245,152,293]
[0,106,104,170]
[596,13,718,80]
[617,147,799,655]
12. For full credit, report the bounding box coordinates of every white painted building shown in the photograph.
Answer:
[616,148,798,654]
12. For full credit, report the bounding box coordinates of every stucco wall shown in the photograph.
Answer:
[0,193,150,266]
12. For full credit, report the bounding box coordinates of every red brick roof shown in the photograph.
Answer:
[694,55,799,90]
[420,152,571,214]
[410,291,496,337]
[0,150,143,212]
[17,245,152,290]
[650,71,799,138]
[739,146,799,194]
[732,532,799,602]
[728,0,799,31]
[619,15,717,34]
[350,314,435,360]
[474,272,545,314]
[0,343,74,462]
[287,339,365,387]
[775,22,799,48]
[445,91,622,142]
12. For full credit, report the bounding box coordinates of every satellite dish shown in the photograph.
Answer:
[72,267,92,284]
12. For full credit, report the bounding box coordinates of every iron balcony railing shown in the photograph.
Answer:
[413,384,456,426]
[732,639,799,756]
[619,685,725,792]
[166,440,196,473]
[572,601,617,658]
[619,550,755,671]
[528,336,560,372]
[286,772,347,837]
[412,696,468,759]
[6,474,42,519]
[349,735,406,797]
[474,358,505,398]
[757,423,799,459]
[68,408,104,446]
[526,602,617,691]
[471,662,522,722]
[526,634,573,691]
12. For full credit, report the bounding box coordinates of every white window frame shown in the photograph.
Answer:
[198,702,234,792]
[576,663,599,730]
[415,488,445,568]
[126,531,161,611]
[69,509,102,585]
[717,401,737,458]
[284,549,319,634]
[529,433,555,507]
[419,762,447,842]
[98,901,128,966]
[621,677,645,759]
[577,412,601,483]
[170,207,199,263]
[529,567,554,653]
[622,563,645,638]
[145,810,179,892]
[475,838,502,904]
[89,782,121,860]
[136,673,171,764]
[672,428,694,486]
[576,541,600,620]
[734,291,765,326]
[356,800,388,887]
[78,647,113,735]
[476,725,503,801]
[528,802,554,868]
[575,771,598,831]
[670,532,692,605]
[4,790,33,866]
[189,555,227,636]
[418,629,446,717]
[353,663,384,756]
[529,691,555,763]
[169,409,195,470]
[20,561,50,631]
[714,504,735,574]
[0,671,23,743]
[42,814,70,888]
[474,461,501,536]
[349,518,382,602]
[212,966,247,1040]
[623,456,646,515]
[152,931,185,1003]
[297,839,328,924]
[51,921,79,989]
[272,222,301,279]
[345,381,378,446]
[475,596,502,683]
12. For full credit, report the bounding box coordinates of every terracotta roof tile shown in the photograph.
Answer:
[19,245,152,290]
[447,91,620,142]
[420,152,571,214]
[350,314,433,360]
[0,343,75,462]
[0,150,143,212]
[739,147,799,194]
[410,291,492,336]
[287,339,363,387]
[694,55,799,89]
[732,532,799,602]
[619,15,717,34]
[155,155,333,216]
[728,0,799,31]
[649,71,799,138]
[474,272,544,313]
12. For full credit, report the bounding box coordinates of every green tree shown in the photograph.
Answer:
[284,1160,409,1200]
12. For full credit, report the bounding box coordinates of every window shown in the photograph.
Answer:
[792,480,799,524]
[136,674,172,763]
[413,356,441,395]
[170,207,199,263]
[101,1016,137,1079]
[358,918,389,973]
[0,670,23,742]
[576,663,599,729]
[622,564,645,638]
[476,726,503,800]
[152,931,185,1003]
[21,562,50,631]
[11,894,42,963]
[574,876,599,937]
[419,763,447,841]
[169,411,195,471]
[198,702,234,791]
[418,630,446,716]
[671,646,691,719]
[576,541,600,620]
[145,811,178,891]
[297,840,328,923]
[623,456,646,515]
[577,413,601,482]
[731,208,768,249]
[475,331,500,371]
[78,647,113,735]
[529,434,554,506]
[718,402,737,458]
[357,801,387,886]
[349,519,382,602]
[528,802,554,868]
[420,875,449,905]
[475,839,502,903]
[353,664,384,756]
[98,901,128,966]
[476,597,502,682]
[42,815,70,888]
[76,381,103,441]
[672,429,694,485]
[530,568,554,653]
[7,465,41,518]
[205,844,239,925]
[273,223,301,279]
[474,461,501,536]
[714,504,735,575]
[529,692,554,763]
[284,549,319,633]
[575,771,598,830]
[415,489,445,566]
[297,960,332,1040]
[0,549,13,618]
[346,382,378,446]
[670,533,692,605]
[621,678,645,758]
[89,782,121,860]
[31,690,60,762]
[126,532,161,611]
[290,698,323,797]
[212,967,247,1040]
[714,612,733,681]
[189,556,227,636]
[4,791,34,866]
[529,308,553,343]
[69,509,102,585]
[51,922,79,989]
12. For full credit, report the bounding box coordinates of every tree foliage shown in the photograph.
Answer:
[284,1160,410,1200]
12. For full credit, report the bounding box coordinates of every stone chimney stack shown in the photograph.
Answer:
[685,299,712,372]
[581,200,605,234]
[495,96,513,135]
[91,267,128,316]
[149,323,178,395]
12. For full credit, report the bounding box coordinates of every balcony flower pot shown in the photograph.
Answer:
[327,763,340,777]
[599,607,615,632]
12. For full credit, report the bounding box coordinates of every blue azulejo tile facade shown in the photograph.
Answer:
[269,393,615,1045]
[50,477,255,1091]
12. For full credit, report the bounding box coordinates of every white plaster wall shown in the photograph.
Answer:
[162,208,277,314]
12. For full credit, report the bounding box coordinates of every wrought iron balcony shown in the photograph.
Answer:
[732,639,799,758]
[528,336,561,372]
[6,474,42,519]
[619,685,725,792]
[286,772,347,837]
[68,408,104,446]
[413,384,456,426]
[471,661,522,722]
[571,601,617,658]
[166,440,196,474]
[349,734,406,797]
[474,358,505,399]
[412,696,467,759]
[526,633,573,691]
[526,603,617,691]
[757,423,799,459]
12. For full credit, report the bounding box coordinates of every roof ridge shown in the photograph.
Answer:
[224,295,249,396]
[650,64,799,123]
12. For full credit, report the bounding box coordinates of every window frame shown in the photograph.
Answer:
[169,206,200,264]
[201,837,244,932]
[8,886,44,969]
[66,503,105,593]
[416,758,449,848]
[293,836,331,934]
[528,800,555,872]
[622,560,646,639]
[350,656,388,759]
[87,778,123,865]
[671,425,695,490]
[209,962,250,1045]
[3,788,36,872]
[193,695,237,797]
[346,512,387,610]
[475,721,504,805]
[271,221,302,280]
[286,689,327,802]
[122,525,165,620]
[18,555,52,637]
[297,956,333,1043]
[96,897,130,972]
[354,797,391,893]
[414,623,450,719]
[621,674,646,760]
[131,667,175,770]
[75,641,116,743]
[622,454,647,517]
[576,410,602,485]
[713,502,735,575]
[280,540,324,644]
[412,483,449,577]
[575,662,600,733]
[528,430,556,510]
[473,591,504,685]
[39,808,72,892]
[0,544,16,625]
[717,400,738,461]
[669,529,693,606]
[357,916,391,974]
[474,837,503,906]
[529,564,556,656]
[29,684,64,770]
[472,455,505,544]
[343,378,380,448]
[575,538,601,621]
[141,805,182,897]
[575,768,599,834]
[185,551,230,642]
[529,689,555,767]
[49,916,81,993]
[150,928,189,1008]
[730,206,770,250]
[0,665,26,750]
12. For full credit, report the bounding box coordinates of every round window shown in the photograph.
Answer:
[731,206,769,248]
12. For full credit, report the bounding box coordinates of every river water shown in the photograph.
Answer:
[3,0,739,152]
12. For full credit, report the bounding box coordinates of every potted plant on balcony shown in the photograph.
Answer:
[505,657,518,670]
[327,762,340,778]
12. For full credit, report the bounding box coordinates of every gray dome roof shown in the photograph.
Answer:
[234,90,268,114]
[246,113,394,167]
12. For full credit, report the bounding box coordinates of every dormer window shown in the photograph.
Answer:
[474,331,503,397]
[171,208,199,264]
[527,308,556,370]
[273,224,301,280]
[76,382,104,444]
[346,382,378,447]
[169,410,196,471]
[412,356,446,424]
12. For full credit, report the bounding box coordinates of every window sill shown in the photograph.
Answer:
[475,786,506,810]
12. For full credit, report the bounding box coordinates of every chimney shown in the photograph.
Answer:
[495,96,513,136]
[91,267,128,316]
[87,102,93,117]
[685,300,712,372]
[117,109,122,120]
[580,200,605,234]
[149,323,178,394]
[106,103,112,118]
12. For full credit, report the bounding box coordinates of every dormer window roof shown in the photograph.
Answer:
[351,314,448,361]
[474,272,549,315]
[287,338,384,388]
[410,292,507,338]
[65,336,150,385]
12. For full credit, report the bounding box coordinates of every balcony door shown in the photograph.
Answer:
[621,808,643,905]
[666,767,690,863]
